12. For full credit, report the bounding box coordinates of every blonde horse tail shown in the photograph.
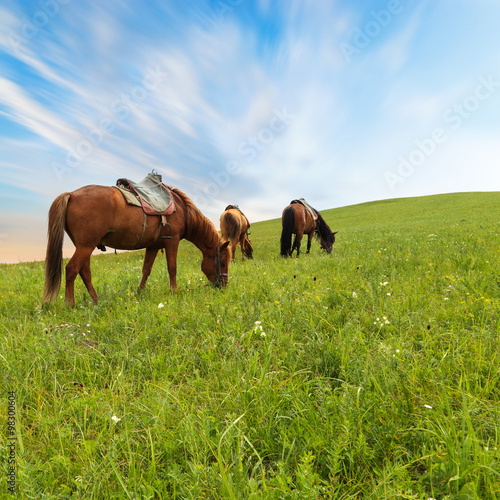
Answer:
[42,193,70,303]
[227,212,239,240]
[220,211,237,241]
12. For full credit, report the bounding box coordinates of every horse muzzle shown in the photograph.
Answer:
[213,274,229,288]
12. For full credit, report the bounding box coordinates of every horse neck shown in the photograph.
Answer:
[187,225,220,256]
[316,216,331,241]
[183,207,220,256]
[171,187,220,256]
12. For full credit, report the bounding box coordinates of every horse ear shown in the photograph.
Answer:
[221,241,230,250]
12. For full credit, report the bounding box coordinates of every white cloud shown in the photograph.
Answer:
[0,76,80,149]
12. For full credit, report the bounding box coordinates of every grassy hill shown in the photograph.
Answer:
[0,192,499,499]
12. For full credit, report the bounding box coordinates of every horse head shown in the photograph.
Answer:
[318,228,337,254]
[203,240,231,287]
[243,234,254,259]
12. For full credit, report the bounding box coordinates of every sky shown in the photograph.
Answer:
[1,0,499,263]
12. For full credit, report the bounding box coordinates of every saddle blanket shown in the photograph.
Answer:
[114,172,175,215]
[290,198,318,220]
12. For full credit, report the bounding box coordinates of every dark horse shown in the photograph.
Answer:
[280,200,337,257]
[220,205,253,262]
[42,185,231,307]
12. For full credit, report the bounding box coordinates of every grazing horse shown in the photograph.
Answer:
[280,200,337,257]
[220,205,253,262]
[42,185,231,307]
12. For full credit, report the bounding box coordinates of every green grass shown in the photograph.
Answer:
[1,191,499,499]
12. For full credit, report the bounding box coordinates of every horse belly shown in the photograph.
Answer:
[100,212,160,250]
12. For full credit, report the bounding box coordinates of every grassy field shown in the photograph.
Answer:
[1,191,499,499]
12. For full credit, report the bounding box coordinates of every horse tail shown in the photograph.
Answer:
[228,213,240,240]
[222,211,239,240]
[280,206,294,256]
[42,193,70,303]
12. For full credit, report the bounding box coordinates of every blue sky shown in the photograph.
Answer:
[1,0,499,263]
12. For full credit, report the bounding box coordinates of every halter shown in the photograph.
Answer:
[214,241,229,286]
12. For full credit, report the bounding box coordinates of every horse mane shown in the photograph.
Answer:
[313,210,335,244]
[169,187,220,247]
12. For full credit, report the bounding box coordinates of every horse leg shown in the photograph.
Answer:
[164,241,180,292]
[139,247,159,290]
[306,232,313,254]
[292,233,303,257]
[65,246,94,307]
[239,234,246,261]
[291,235,297,256]
[232,238,238,263]
[79,258,98,304]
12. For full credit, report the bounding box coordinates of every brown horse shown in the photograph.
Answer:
[42,185,231,307]
[220,205,253,262]
[280,200,337,257]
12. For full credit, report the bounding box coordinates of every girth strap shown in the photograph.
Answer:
[135,211,148,249]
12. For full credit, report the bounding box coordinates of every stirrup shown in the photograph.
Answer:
[159,215,172,239]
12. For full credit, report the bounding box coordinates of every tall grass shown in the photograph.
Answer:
[1,192,499,499]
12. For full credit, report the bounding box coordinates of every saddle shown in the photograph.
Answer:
[115,171,175,216]
[290,198,318,221]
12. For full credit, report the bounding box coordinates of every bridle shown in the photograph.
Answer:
[214,241,229,287]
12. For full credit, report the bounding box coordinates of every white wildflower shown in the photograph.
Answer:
[111,415,121,423]
[158,303,165,308]
[253,321,265,337]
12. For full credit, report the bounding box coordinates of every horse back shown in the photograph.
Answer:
[282,203,314,233]
[65,185,182,250]
[220,209,241,240]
